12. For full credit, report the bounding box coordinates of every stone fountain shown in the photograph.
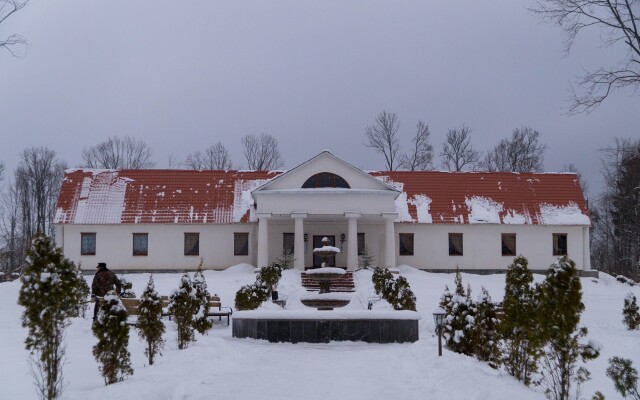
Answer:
[300,237,351,310]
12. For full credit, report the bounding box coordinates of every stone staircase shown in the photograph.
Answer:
[301,271,355,292]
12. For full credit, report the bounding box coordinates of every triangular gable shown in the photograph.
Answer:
[252,150,399,197]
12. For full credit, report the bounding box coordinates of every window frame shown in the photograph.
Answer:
[448,233,464,256]
[184,233,200,256]
[234,232,249,256]
[132,233,149,256]
[553,233,568,256]
[399,233,414,256]
[81,232,96,256]
[501,233,516,257]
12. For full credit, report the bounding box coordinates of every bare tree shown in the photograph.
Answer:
[364,110,401,171]
[399,121,433,171]
[562,163,589,197]
[0,179,24,276]
[0,0,29,57]
[440,125,480,171]
[15,147,66,240]
[241,133,283,170]
[185,142,233,170]
[481,126,546,172]
[81,136,156,169]
[532,0,640,113]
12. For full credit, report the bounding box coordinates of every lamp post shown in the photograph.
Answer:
[432,307,446,357]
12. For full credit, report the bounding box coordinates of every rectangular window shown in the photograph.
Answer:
[133,233,148,256]
[399,233,414,256]
[184,233,200,256]
[357,233,365,256]
[81,233,96,255]
[283,233,294,254]
[449,233,463,256]
[234,233,249,256]
[501,233,516,256]
[553,233,568,256]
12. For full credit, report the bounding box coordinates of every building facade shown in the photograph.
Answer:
[54,151,592,274]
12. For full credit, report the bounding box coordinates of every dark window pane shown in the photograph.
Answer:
[81,233,96,255]
[133,233,148,256]
[501,234,516,256]
[234,233,249,256]
[283,233,294,254]
[357,233,365,256]
[184,233,199,256]
[399,233,414,256]
[449,234,463,256]
[553,234,568,256]
[302,172,350,189]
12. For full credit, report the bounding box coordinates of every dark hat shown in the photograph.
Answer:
[97,262,107,269]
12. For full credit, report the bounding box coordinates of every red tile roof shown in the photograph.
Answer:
[54,169,589,225]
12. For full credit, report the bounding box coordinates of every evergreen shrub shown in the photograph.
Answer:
[169,273,196,349]
[192,268,213,335]
[137,276,165,365]
[623,292,640,330]
[234,262,284,311]
[372,267,417,311]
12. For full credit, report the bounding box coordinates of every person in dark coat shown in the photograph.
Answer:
[91,262,122,320]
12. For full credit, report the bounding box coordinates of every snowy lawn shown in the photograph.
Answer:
[0,265,638,400]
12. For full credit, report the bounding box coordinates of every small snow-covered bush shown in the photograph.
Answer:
[235,283,268,311]
[192,268,212,335]
[623,292,640,330]
[372,267,417,311]
[473,287,501,368]
[439,269,476,355]
[137,276,165,366]
[169,273,196,349]
[92,291,133,385]
[616,275,636,286]
[235,262,284,311]
[119,275,136,298]
[276,250,295,270]
[358,246,375,270]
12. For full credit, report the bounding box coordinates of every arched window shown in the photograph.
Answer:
[302,172,350,189]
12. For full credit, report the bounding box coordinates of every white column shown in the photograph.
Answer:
[292,212,307,270]
[583,226,591,271]
[345,212,360,271]
[257,213,271,268]
[382,213,397,268]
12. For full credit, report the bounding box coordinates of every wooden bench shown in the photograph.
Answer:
[123,296,233,326]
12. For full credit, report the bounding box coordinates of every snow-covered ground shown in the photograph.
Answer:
[0,265,638,400]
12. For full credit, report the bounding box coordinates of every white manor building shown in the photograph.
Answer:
[53,151,594,275]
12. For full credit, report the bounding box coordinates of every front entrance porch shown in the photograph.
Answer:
[254,212,398,271]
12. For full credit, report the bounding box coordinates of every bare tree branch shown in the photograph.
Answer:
[241,133,283,170]
[185,142,233,170]
[481,126,547,172]
[531,0,640,112]
[399,121,433,171]
[364,110,401,171]
[81,136,156,169]
[0,0,29,57]
[440,125,480,171]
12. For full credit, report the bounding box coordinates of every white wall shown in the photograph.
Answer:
[56,223,256,271]
[395,223,589,271]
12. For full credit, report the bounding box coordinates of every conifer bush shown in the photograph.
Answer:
[439,269,476,355]
[623,292,640,330]
[18,235,88,400]
[606,357,640,400]
[119,275,136,298]
[169,273,196,349]
[192,268,213,335]
[501,256,541,386]
[92,291,133,385]
[537,256,599,400]
[137,276,165,366]
[372,267,417,311]
[73,262,91,318]
[473,287,502,368]
[358,246,375,270]
[234,262,284,310]
[276,250,295,270]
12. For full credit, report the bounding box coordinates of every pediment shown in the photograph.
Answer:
[252,151,399,195]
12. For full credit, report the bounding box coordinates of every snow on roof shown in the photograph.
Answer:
[55,169,589,225]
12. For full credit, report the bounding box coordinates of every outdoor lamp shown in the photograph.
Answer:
[432,307,446,357]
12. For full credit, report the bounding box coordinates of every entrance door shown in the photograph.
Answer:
[313,235,336,267]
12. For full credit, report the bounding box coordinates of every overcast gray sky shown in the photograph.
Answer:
[1,0,638,198]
